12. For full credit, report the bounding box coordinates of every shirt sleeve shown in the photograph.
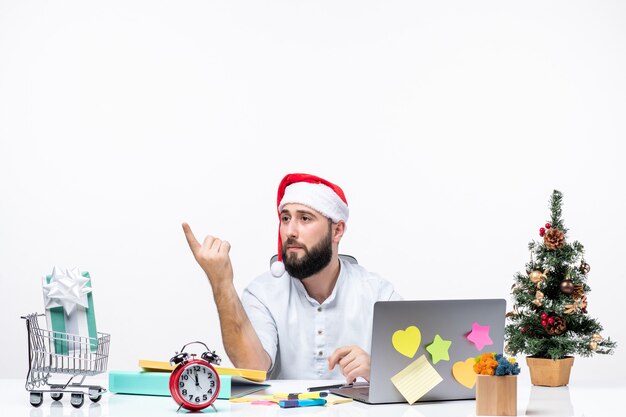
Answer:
[240,287,279,371]
[378,279,403,301]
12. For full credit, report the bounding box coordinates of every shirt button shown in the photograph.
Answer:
[317,307,322,312]
[318,351,323,356]
[317,330,323,335]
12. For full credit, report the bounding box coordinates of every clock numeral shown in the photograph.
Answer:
[208,388,213,394]
[182,389,187,395]
[195,396,201,403]
[179,382,184,388]
[203,394,208,401]
[186,368,193,375]
[188,395,193,401]
[194,365,201,371]
[210,380,215,387]
[182,374,189,380]
[207,372,213,378]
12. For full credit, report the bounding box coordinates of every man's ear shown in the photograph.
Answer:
[332,220,346,243]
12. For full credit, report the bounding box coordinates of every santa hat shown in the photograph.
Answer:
[270,173,349,277]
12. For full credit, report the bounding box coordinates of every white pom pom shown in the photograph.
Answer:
[270,261,285,277]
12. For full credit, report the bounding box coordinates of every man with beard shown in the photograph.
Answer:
[182,173,400,382]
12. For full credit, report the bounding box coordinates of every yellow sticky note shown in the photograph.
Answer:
[324,395,353,405]
[392,326,421,358]
[390,355,443,404]
[229,396,273,403]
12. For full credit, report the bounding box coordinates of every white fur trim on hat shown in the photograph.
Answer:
[278,182,349,222]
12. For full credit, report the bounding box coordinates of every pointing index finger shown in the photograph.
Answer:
[182,222,201,253]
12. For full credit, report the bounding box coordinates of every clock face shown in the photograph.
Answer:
[176,363,219,407]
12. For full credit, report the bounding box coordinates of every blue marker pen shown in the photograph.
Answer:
[279,398,327,408]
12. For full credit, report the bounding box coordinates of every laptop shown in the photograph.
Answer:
[330,299,506,404]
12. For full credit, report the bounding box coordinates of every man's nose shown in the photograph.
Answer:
[285,220,299,238]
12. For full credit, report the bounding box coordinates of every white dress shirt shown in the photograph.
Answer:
[241,258,401,379]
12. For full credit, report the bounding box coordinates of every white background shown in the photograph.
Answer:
[1,0,624,383]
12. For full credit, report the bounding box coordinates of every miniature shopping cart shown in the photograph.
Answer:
[22,313,111,408]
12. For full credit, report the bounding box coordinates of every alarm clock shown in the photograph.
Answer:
[169,341,222,412]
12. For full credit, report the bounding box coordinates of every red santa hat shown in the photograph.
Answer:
[270,173,349,277]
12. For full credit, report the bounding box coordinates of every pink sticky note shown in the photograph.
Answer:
[251,400,277,405]
[466,322,493,351]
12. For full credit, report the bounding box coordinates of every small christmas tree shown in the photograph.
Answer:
[505,190,616,359]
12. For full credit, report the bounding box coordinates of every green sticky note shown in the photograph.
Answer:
[426,334,452,364]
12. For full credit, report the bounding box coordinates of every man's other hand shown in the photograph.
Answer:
[182,222,234,291]
[328,345,371,383]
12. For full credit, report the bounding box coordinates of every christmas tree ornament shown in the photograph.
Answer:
[563,296,588,314]
[544,228,565,250]
[506,305,519,318]
[579,260,591,274]
[589,333,603,351]
[539,227,546,237]
[544,315,567,336]
[545,223,552,229]
[560,279,575,295]
[571,284,585,300]
[531,290,544,307]
[529,270,548,288]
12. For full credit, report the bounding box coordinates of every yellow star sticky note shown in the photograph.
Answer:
[425,334,452,364]
[390,354,443,404]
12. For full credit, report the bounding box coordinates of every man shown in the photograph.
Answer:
[183,173,400,382]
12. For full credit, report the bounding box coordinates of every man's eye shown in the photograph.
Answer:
[281,216,290,222]
[301,216,310,222]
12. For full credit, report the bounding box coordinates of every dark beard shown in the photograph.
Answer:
[282,225,333,280]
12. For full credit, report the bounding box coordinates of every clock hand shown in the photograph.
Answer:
[194,368,203,390]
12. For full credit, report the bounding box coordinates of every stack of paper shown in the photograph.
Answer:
[108,359,269,399]
[138,359,267,382]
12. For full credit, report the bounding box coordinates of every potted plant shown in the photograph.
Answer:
[474,353,520,416]
[505,190,616,386]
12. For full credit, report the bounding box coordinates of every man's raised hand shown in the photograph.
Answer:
[182,222,234,290]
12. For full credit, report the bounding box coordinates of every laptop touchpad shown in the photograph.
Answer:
[331,386,370,401]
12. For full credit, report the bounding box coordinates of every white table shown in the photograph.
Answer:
[0,377,623,416]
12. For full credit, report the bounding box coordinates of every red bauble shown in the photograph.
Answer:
[548,317,554,324]
[541,313,548,320]
[541,320,547,326]
[539,227,546,237]
[521,327,527,333]
[545,223,552,229]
